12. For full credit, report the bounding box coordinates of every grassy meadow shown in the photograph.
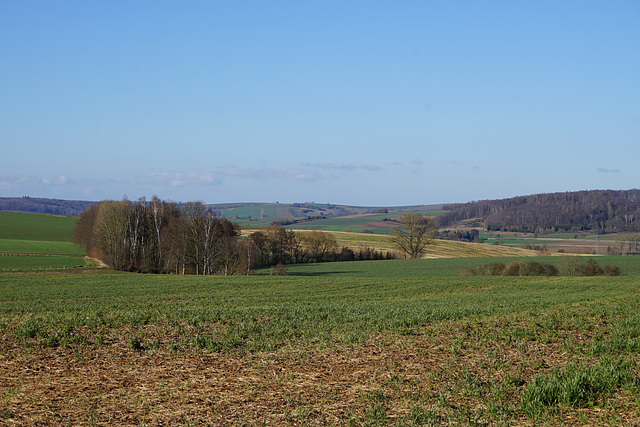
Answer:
[1,211,640,425]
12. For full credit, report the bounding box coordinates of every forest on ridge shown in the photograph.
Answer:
[439,189,640,234]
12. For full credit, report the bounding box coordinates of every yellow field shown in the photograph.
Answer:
[330,231,541,258]
[242,228,542,259]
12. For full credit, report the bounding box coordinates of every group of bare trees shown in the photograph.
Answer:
[74,197,241,275]
[606,233,640,255]
[74,197,398,275]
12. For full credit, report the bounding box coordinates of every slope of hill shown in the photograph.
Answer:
[439,189,640,233]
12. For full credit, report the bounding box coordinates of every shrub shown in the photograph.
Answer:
[475,263,505,276]
[487,263,506,276]
[578,259,604,276]
[603,264,621,276]
[558,255,580,276]
[274,263,289,276]
[504,262,522,276]
[544,263,559,276]
[522,261,545,276]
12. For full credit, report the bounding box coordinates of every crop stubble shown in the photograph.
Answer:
[2,300,639,425]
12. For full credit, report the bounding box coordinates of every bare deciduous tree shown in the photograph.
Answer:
[392,213,436,259]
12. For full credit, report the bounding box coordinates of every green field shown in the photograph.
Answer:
[0,211,78,241]
[0,238,86,255]
[219,203,284,219]
[2,258,640,424]
[271,255,640,277]
[0,255,87,270]
[0,211,87,271]
[1,262,638,346]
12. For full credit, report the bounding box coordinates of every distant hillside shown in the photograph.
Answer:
[0,197,96,216]
[439,189,640,233]
[0,197,443,220]
[211,202,443,223]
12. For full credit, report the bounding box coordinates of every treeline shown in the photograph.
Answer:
[74,197,393,275]
[438,229,483,243]
[0,197,96,216]
[249,228,394,266]
[439,189,640,234]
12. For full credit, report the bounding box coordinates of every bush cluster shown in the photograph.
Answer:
[462,258,621,277]
[558,257,621,276]
[462,261,558,277]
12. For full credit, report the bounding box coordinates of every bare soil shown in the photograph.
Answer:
[1,320,636,426]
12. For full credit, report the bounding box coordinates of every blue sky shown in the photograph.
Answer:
[1,1,639,206]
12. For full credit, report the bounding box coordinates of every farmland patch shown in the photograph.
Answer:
[1,270,639,425]
[0,211,77,242]
[0,254,86,271]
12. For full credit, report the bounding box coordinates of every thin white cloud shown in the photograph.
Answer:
[410,158,423,175]
[0,174,78,198]
[302,162,381,172]
[0,162,381,199]
[1,174,73,189]
[218,166,321,182]
[125,172,220,187]
[40,175,68,185]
